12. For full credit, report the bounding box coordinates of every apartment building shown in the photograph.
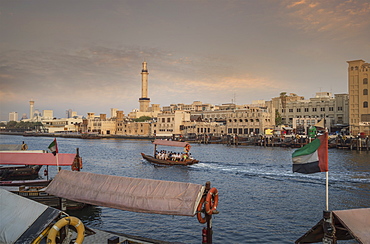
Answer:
[85,113,116,135]
[274,92,349,132]
[347,59,370,135]
[42,118,83,133]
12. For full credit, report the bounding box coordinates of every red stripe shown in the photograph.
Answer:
[318,132,328,172]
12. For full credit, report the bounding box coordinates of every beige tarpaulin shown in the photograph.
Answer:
[295,208,370,244]
[45,170,205,216]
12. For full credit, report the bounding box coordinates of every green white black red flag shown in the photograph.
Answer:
[48,138,58,156]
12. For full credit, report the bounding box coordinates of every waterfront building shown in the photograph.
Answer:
[9,112,18,122]
[274,92,349,133]
[162,101,215,112]
[116,110,152,136]
[42,117,83,133]
[169,101,275,137]
[347,59,370,135]
[43,110,54,119]
[153,110,191,137]
[85,113,116,135]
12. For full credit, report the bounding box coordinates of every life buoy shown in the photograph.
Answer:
[205,188,219,215]
[196,196,207,224]
[47,216,85,244]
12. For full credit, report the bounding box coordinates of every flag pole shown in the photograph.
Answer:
[326,171,329,211]
[56,153,60,172]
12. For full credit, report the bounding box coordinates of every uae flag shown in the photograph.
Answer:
[292,132,328,174]
[48,138,58,156]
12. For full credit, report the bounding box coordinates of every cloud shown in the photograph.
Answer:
[281,0,370,38]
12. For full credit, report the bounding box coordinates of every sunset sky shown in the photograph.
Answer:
[1,0,370,121]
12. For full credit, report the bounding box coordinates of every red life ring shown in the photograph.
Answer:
[196,196,207,224]
[205,188,219,215]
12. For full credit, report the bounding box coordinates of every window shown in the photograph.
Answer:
[312,108,317,112]
[329,107,334,111]
[364,89,368,95]
[364,78,368,85]
[321,107,325,111]
[297,108,301,112]
[289,109,293,112]
[364,101,368,108]
[338,107,343,111]
[304,108,309,112]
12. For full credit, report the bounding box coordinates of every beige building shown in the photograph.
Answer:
[347,59,370,135]
[274,92,349,132]
[116,110,152,136]
[42,118,83,133]
[154,110,191,137]
[85,113,116,135]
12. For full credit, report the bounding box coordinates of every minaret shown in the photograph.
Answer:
[139,61,150,112]
[29,100,34,120]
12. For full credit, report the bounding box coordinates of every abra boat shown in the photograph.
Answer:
[141,139,199,166]
[0,149,86,210]
[0,164,43,181]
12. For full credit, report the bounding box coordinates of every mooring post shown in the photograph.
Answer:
[205,181,213,244]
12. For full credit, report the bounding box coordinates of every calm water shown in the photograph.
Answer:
[1,134,369,243]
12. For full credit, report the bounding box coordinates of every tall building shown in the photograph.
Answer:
[139,61,150,112]
[347,59,370,135]
[29,100,34,121]
[9,112,18,121]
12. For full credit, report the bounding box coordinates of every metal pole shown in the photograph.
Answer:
[326,171,329,211]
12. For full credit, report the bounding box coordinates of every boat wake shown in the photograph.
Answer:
[190,161,370,189]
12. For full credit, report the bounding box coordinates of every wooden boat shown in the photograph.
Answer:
[141,153,199,166]
[141,139,199,166]
[0,164,43,181]
[1,184,87,210]
[0,149,86,210]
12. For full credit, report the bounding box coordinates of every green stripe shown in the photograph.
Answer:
[292,138,321,158]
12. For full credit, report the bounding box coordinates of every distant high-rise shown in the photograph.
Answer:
[9,112,18,121]
[347,59,370,135]
[29,100,34,120]
[139,61,150,112]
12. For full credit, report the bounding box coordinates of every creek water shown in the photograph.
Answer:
[1,134,369,243]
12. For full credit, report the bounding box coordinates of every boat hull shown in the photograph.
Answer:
[0,165,42,181]
[141,153,199,166]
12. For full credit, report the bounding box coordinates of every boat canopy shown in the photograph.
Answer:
[46,170,205,216]
[152,139,189,148]
[0,144,23,151]
[0,152,76,166]
[0,188,61,244]
[295,208,370,243]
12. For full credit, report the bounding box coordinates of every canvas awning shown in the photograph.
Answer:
[295,208,370,244]
[45,170,205,216]
[0,152,76,166]
[152,139,189,147]
[0,188,61,244]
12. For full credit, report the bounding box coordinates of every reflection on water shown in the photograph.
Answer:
[67,205,103,228]
[1,135,369,244]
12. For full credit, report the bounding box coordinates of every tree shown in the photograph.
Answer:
[133,116,152,122]
[275,110,283,126]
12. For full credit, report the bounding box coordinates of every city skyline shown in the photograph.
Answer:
[1,0,370,121]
